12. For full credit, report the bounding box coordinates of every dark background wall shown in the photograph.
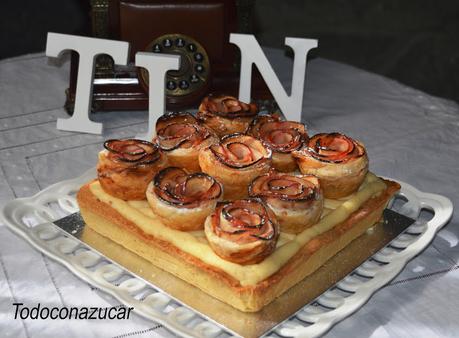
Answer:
[254,0,459,104]
[1,0,458,103]
[0,0,90,57]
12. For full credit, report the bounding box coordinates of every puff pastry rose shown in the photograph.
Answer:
[197,94,258,137]
[199,134,272,199]
[249,171,323,234]
[204,199,279,264]
[293,133,368,198]
[155,112,218,172]
[146,167,222,231]
[97,139,167,200]
[248,114,307,172]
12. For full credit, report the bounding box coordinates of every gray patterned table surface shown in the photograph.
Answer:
[0,50,458,338]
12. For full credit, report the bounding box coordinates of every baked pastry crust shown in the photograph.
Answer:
[77,177,400,312]
[97,139,167,200]
[293,133,369,198]
[247,115,307,172]
[197,95,258,137]
[199,134,272,200]
[146,167,222,231]
[204,199,280,265]
[155,112,218,173]
[249,171,323,234]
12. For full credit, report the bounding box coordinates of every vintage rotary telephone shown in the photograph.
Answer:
[65,0,270,113]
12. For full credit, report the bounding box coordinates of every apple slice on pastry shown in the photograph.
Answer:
[248,114,308,172]
[204,198,279,265]
[197,94,258,137]
[97,139,167,200]
[146,167,222,231]
[293,133,368,198]
[199,133,272,200]
[155,112,218,172]
[249,171,323,234]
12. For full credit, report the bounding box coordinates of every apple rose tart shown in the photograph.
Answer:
[197,94,258,137]
[204,199,279,264]
[146,167,222,231]
[293,133,368,198]
[199,134,272,200]
[97,139,167,200]
[249,171,323,234]
[248,115,307,172]
[155,112,218,172]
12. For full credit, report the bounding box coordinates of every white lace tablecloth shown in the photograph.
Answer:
[0,50,458,338]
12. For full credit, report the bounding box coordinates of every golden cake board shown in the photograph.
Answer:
[75,209,411,338]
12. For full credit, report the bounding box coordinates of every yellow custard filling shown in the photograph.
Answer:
[89,173,386,286]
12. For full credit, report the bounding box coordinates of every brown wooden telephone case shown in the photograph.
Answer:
[65,0,271,113]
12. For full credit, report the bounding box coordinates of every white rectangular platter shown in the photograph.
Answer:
[0,168,453,338]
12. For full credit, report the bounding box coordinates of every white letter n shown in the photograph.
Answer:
[229,34,317,122]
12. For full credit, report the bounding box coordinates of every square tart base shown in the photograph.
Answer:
[76,179,400,313]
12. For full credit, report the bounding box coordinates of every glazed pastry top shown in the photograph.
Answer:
[198,94,258,120]
[248,115,308,154]
[152,167,222,208]
[102,139,162,165]
[155,112,215,151]
[208,133,272,169]
[93,97,380,269]
[88,172,386,286]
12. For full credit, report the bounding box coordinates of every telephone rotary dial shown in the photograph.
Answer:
[138,34,211,107]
